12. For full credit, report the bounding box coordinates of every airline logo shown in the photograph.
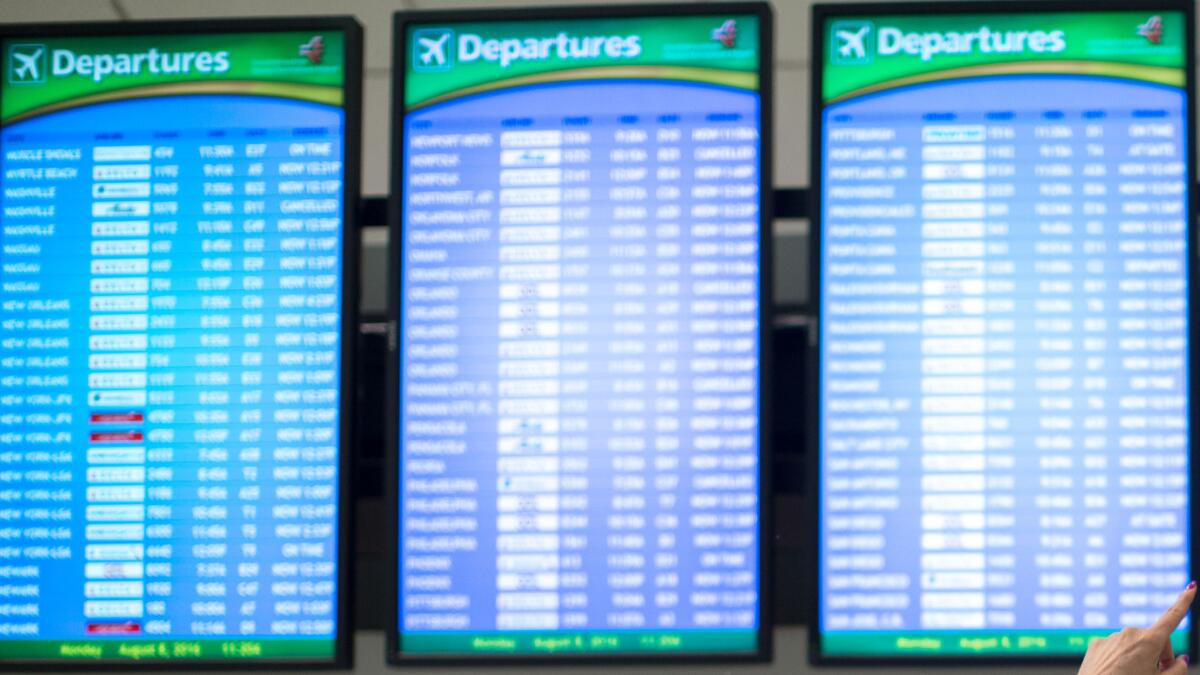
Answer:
[414,28,454,72]
[1137,16,1164,44]
[7,43,47,84]
[831,21,873,65]
[712,20,738,48]
[300,35,325,64]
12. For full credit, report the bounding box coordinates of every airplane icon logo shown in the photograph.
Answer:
[413,28,454,72]
[8,44,47,84]
[831,21,873,64]
[1137,16,1164,44]
[711,20,738,48]
[299,36,325,64]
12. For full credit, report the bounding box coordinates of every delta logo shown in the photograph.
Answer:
[711,20,738,48]
[300,35,325,64]
[1137,16,1164,44]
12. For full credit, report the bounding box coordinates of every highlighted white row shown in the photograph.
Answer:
[94,146,151,162]
[93,164,150,181]
[88,390,146,407]
[494,436,558,455]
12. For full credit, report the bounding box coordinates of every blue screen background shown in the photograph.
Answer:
[819,75,1189,647]
[397,80,763,646]
[0,94,344,644]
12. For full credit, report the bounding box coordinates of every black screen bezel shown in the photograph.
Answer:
[808,0,1198,666]
[386,2,775,666]
[0,15,364,671]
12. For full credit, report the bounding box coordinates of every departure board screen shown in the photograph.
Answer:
[814,2,1194,661]
[0,19,359,666]
[391,5,771,662]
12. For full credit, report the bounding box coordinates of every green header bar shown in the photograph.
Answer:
[822,629,1189,656]
[2,30,345,122]
[401,629,757,654]
[0,638,333,661]
[404,14,759,109]
[822,10,1186,102]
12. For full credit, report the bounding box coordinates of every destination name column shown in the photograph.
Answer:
[822,121,915,632]
[400,127,495,634]
[0,139,83,639]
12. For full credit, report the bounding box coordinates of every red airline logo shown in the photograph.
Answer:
[300,36,325,64]
[1137,16,1163,44]
[711,20,738,48]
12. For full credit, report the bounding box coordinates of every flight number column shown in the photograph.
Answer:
[554,125,592,633]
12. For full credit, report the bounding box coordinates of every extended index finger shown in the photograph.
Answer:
[1149,582,1197,640]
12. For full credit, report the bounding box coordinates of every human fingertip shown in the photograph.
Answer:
[1189,581,1196,591]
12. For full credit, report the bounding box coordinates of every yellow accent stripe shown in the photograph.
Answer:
[410,66,757,110]
[7,81,343,124]
[829,61,1184,104]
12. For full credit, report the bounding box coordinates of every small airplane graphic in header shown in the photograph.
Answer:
[300,36,325,64]
[837,25,870,59]
[712,20,737,48]
[1137,16,1163,44]
[11,46,43,80]
[419,33,451,66]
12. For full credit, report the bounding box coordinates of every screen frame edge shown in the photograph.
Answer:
[0,15,365,671]
[386,1,775,666]
[808,0,1198,666]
